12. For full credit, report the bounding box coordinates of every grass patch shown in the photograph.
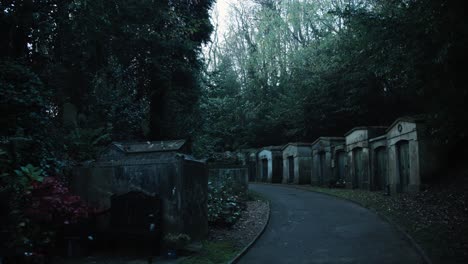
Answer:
[300,186,468,264]
[247,190,268,202]
[180,241,239,264]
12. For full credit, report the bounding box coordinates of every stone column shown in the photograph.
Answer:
[311,151,320,185]
[267,156,273,183]
[282,158,288,184]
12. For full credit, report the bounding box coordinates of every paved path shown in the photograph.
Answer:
[238,184,424,264]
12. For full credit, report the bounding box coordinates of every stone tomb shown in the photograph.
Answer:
[311,137,345,186]
[369,135,388,191]
[345,127,387,189]
[282,143,312,184]
[240,148,259,182]
[333,144,348,185]
[258,146,284,183]
[386,117,439,193]
[71,140,208,241]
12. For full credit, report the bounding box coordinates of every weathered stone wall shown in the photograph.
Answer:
[346,130,371,190]
[311,138,345,186]
[311,141,330,186]
[386,120,422,193]
[282,144,312,184]
[258,149,283,183]
[181,160,208,239]
[208,164,249,194]
[345,127,386,190]
[385,118,443,193]
[71,154,208,240]
[346,148,370,189]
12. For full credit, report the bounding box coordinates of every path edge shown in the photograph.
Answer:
[283,184,433,264]
[227,198,271,264]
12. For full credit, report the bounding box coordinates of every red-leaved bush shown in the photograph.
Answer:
[26,177,90,225]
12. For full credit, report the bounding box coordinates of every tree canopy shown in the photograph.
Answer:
[196,0,468,158]
[0,0,214,253]
[1,0,214,160]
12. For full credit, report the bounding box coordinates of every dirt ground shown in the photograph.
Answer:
[208,200,269,248]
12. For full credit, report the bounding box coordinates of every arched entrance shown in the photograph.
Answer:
[336,150,346,182]
[353,147,363,188]
[397,141,410,192]
[374,146,387,191]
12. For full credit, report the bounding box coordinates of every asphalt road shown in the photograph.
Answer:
[237,184,424,264]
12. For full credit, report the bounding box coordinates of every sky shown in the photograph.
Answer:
[211,0,239,42]
[202,0,247,64]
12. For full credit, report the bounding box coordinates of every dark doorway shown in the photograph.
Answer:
[273,156,283,183]
[374,147,387,191]
[397,141,410,192]
[353,148,363,188]
[248,161,256,182]
[262,159,268,182]
[318,152,326,185]
[336,151,346,181]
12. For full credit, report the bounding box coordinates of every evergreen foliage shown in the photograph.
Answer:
[1,0,214,258]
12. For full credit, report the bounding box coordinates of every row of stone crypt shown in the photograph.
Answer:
[240,116,439,194]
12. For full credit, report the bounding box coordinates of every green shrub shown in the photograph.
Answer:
[207,175,246,227]
[64,126,111,161]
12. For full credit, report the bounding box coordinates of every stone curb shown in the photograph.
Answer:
[227,197,271,264]
[280,184,433,264]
